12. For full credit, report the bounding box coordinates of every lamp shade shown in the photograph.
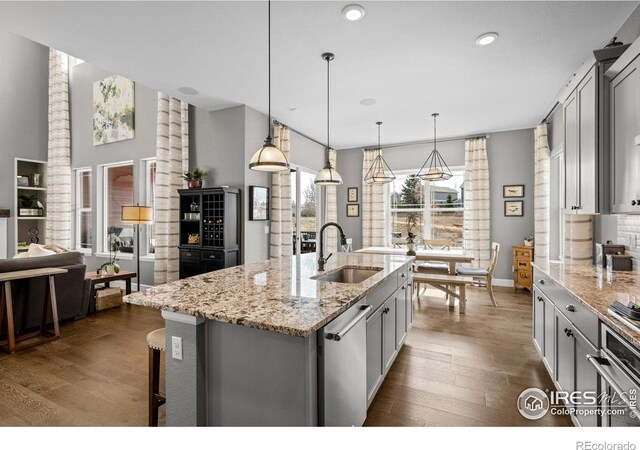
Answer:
[121,205,153,224]
[249,140,289,172]
[314,164,343,185]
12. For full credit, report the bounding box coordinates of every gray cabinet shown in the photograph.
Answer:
[555,311,575,395]
[574,330,598,427]
[366,304,384,405]
[532,287,545,355]
[610,57,640,213]
[383,296,397,373]
[396,283,408,347]
[532,286,555,376]
[564,65,600,214]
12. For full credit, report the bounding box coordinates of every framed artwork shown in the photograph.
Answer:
[249,186,269,221]
[93,75,135,145]
[346,204,360,217]
[503,184,525,198]
[504,200,524,217]
[347,187,358,202]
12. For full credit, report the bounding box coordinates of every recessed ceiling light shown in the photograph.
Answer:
[360,98,376,106]
[178,86,199,95]
[342,4,365,21]
[475,32,498,46]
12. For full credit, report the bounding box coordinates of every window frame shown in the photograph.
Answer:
[142,157,157,258]
[290,165,322,255]
[99,160,135,255]
[387,166,465,248]
[74,167,92,254]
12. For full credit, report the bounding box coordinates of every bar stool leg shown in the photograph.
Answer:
[48,275,60,337]
[149,347,161,427]
[3,282,16,353]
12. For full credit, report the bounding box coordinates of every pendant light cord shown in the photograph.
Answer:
[378,123,381,148]
[433,114,437,149]
[326,55,330,153]
[267,0,272,139]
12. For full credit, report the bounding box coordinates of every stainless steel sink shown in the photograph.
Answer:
[312,267,382,284]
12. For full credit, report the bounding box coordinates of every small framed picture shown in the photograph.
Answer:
[503,184,525,198]
[249,186,269,221]
[346,204,360,217]
[347,187,358,202]
[504,200,524,217]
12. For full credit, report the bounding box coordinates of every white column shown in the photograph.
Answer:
[0,217,7,259]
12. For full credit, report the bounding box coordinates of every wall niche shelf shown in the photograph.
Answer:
[14,158,47,254]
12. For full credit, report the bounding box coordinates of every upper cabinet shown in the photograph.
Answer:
[563,64,606,215]
[610,56,640,213]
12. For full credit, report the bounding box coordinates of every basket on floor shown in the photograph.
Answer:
[95,287,124,311]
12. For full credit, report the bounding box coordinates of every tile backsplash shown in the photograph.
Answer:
[616,215,640,270]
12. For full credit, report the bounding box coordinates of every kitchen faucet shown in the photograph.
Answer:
[317,222,348,271]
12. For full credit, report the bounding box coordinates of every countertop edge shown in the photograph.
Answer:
[532,261,640,349]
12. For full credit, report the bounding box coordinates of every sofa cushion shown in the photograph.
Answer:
[0,251,85,273]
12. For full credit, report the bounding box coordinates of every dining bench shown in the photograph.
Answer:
[413,273,474,314]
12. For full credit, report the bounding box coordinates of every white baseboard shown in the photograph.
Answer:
[493,278,515,288]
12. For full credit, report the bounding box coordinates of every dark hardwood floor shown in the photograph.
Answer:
[0,285,571,426]
[364,285,572,426]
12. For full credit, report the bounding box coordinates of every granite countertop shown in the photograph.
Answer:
[533,261,640,348]
[124,252,413,337]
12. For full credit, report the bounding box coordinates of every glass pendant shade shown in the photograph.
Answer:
[249,138,289,172]
[249,0,289,173]
[417,113,452,181]
[364,122,395,184]
[315,161,343,185]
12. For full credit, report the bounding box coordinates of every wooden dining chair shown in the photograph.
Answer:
[423,239,452,250]
[456,242,500,307]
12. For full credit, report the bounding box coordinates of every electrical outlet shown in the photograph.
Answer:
[264,225,269,234]
[171,336,183,360]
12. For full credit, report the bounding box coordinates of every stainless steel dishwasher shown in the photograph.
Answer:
[318,298,371,426]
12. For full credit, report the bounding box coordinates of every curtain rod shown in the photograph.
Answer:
[541,101,560,125]
[272,119,327,148]
[361,133,489,152]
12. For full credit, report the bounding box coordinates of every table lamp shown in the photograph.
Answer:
[121,204,153,291]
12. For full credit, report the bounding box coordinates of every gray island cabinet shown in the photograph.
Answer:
[125,252,413,426]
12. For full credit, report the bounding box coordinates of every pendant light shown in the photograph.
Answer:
[314,53,343,185]
[364,121,396,184]
[417,113,452,181]
[249,0,289,172]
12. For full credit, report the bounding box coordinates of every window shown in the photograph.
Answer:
[388,169,465,248]
[145,159,157,256]
[102,162,134,254]
[74,168,92,252]
[291,167,321,254]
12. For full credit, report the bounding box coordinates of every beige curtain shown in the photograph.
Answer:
[154,94,189,285]
[362,149,387,247]
[564,216,593,263]
[463,137,491,268]
[534,124,551,260]
[46,49,72,248]
[270,125,292,258]
[324,149,338,251]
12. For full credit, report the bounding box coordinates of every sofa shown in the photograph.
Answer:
[0,251,90,336]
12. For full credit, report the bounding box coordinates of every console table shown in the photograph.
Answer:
[85,270,136,313]
[0,267,67,353]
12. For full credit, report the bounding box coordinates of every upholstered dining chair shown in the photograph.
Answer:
[456,242,500,307]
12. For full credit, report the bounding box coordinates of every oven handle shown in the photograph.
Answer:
[587,354,640,417]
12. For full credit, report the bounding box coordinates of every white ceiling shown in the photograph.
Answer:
[0,1,637,148]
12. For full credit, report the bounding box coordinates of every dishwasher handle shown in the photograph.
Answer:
[587,354,640,417]
[325,305,372,342]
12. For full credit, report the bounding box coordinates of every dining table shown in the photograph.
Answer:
[356,246,475,275]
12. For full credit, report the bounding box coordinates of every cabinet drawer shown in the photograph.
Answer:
[514,248,533,259]
[365,276,397,316]
[202,250,225,264]
[397,264,410,287]
[180,249,201,261]
[534,268,598,346]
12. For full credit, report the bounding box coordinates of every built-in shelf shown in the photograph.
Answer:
[17,186,47,191]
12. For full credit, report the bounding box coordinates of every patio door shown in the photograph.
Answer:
[291,167,321,255]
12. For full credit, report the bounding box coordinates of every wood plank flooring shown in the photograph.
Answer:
[364,286,572,426]
[0,286,571,426]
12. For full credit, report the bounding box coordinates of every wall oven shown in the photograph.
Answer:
[587,324,640,427]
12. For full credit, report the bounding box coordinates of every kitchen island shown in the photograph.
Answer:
[125,252,414,426]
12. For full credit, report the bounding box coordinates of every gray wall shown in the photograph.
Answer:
[0,30,49,257]
[336,128,535,281]
[289,132,325,170]
[70,62,157,286]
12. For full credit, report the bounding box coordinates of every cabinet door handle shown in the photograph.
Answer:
[539,279,545,285]
[209,255,216,259]
[564,328,574,337]
[401,286,406,290]
[566,304,575,312]
[401,273,406,278]
[633,200,637,206]
[537,296,544,302]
